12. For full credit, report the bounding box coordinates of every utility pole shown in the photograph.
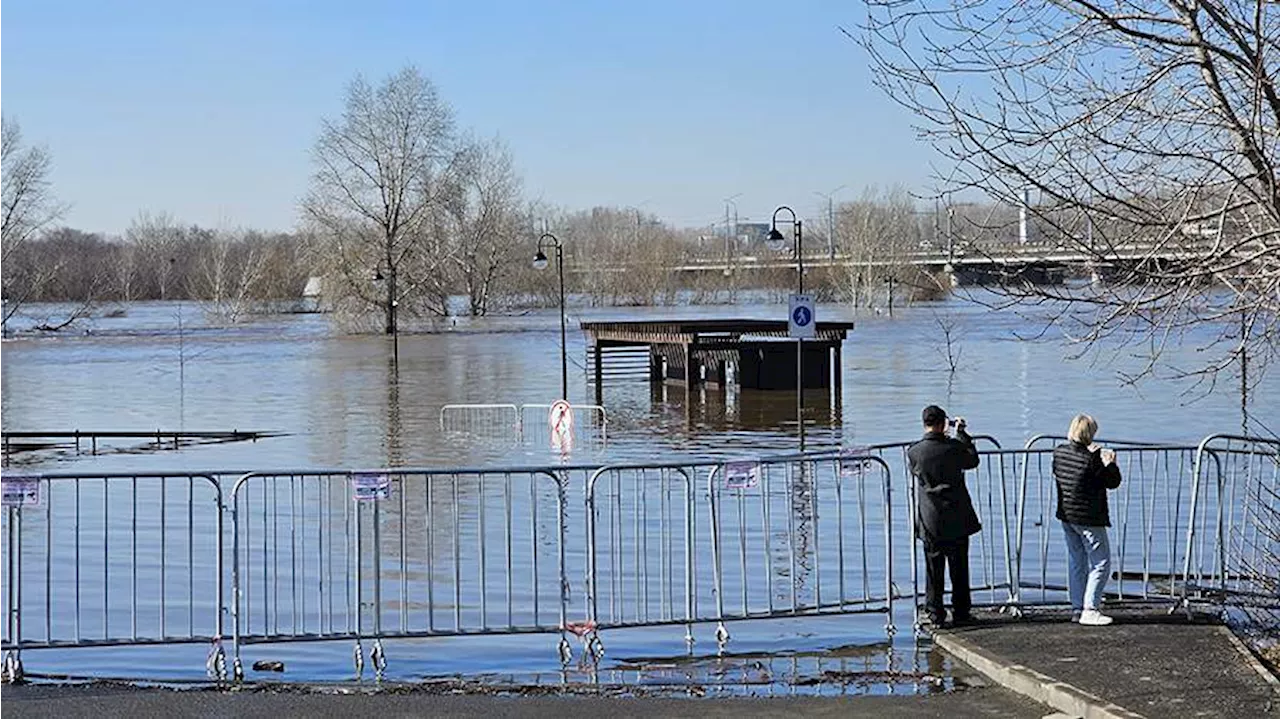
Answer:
[723,193,742,270]
[1019,187,1031,245]
[815,186,846,259]
[946,205,954,260]
[826,196,835,259]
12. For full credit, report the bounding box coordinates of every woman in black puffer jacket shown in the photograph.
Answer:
[1053,414,1122,626]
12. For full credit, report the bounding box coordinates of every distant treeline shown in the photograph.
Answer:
[2,190,986,325]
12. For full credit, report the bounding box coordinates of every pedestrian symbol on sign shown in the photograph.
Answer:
[792,306,811,327]
[788,294,816,339]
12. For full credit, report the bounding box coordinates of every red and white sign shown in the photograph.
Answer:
[549,399,575,454]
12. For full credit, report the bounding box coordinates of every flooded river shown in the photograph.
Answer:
[0,296,1273,690]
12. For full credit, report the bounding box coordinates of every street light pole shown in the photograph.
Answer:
[767,206,805,451]
[533,232,568,401]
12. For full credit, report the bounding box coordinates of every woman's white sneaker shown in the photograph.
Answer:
[1079,610,1113,626]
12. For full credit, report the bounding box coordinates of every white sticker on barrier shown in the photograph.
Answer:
[723,461,760,490]
[1,475,42,508]
[351,472,391,502]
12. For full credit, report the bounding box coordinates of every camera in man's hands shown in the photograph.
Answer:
[948,416,967,431]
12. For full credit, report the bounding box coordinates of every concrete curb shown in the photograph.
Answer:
[1218,626,1280,690]
[933,632,1146,719]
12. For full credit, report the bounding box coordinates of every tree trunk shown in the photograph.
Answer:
[385,266,397,335]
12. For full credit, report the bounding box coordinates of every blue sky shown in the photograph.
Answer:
[2,0,938,235]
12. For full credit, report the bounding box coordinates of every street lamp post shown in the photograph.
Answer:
[533,232,568,401]
[767,206,806,451]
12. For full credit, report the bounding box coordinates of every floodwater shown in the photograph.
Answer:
[0,295,1274,690]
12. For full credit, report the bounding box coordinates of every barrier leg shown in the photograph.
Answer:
[206,639,228,681]
[371,638,386,679]
[2,650,22,684]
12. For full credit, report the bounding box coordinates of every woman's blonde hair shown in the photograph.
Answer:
[1067,414,1099,445]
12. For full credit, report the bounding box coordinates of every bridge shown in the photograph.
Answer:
[580,238,1226,285]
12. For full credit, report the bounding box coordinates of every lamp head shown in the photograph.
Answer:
[532,250,549,270]
[765,227,787,252]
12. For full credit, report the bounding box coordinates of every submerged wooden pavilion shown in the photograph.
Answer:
[581,319,853,404]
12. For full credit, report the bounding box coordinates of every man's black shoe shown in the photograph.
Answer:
[926,613,948,627]
[951,613,976,626]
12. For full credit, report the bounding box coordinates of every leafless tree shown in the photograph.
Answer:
[552,206,696,306]
[303,66,457,334]
[125,211,185,300]
[934,312,964,374]
[193,229,268,323]
[837,185,929,314]
[2,118,66,327]
[113,241,139,302]
[860,1,1279,387]
[438,137,525,316]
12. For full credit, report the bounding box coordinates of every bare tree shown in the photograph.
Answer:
[193,229,268,323]
[2,118,66,327]
[439,137,525,316]
[125,211,185,300]
[860,1,1279,386]
[837,186,926,314]
[303,66,456,334]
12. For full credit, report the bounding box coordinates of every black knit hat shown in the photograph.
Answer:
[922,405,947,426]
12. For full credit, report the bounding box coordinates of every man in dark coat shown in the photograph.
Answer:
[907,405,981,626]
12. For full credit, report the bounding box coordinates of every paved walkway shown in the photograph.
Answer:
[933,604,1279,718]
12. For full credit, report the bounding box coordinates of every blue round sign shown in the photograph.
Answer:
[792,306,812,326]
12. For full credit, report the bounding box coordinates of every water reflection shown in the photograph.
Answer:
[386,350,402,466]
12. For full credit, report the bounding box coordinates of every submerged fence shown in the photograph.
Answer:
[439,404,608,448]
[2,433,1276,682]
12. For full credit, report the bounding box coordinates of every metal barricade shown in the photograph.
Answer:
[228,468,573,680]
[1182,436,1280,621]
[437,404,607,449]
[581,453,898,657]
[520,404,608,447]
[812,436,1010,628]
[438,404,522,442]
[5,431,1268,684]
[1012,445,1206,609]
[583,464,698,655]
[1,472,227,683]
[706,454,896,647]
